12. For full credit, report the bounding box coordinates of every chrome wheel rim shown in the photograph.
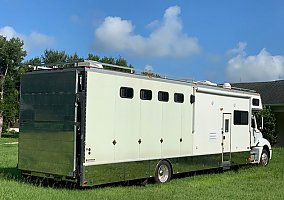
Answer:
[158,164,169,183]
[261,152,269,166]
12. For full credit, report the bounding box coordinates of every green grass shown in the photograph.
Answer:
[0,132,18,144]
[0,137,283,200]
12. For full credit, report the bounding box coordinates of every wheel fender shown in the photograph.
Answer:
[257,138,272,160]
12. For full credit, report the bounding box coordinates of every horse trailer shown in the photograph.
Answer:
[18,61,272,186]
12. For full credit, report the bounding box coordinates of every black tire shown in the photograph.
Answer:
[154,160,172,183]
[260,149,269,166]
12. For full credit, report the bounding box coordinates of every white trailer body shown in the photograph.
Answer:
[18,61,272,186]
[85,71,194,165]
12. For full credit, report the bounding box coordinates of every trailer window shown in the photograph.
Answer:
[225,119,229,132]
[252,98,260,106]
[120,87,134,99]
[140,89,152,100]
[158,91,169,102]
[233,110,248,125]
[174,93,184,103]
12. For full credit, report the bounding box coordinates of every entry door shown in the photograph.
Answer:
[222,113,231,162]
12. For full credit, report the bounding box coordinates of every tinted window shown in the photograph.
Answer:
[234,110,248,125]
[174,93,184,103]
[252,98,260,106]
[225,119,229,132]
[120,87,134,98]
[158,91,169,102]
[140,89,152,100]
[251,118,256,128]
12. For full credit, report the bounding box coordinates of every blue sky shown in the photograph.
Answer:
[1,0,284,83]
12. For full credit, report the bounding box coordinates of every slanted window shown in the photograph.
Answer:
[120,87,134,99]
[252,98,260,106]
[234,110,248,125]
[174,93,184,103]
[158,91,169,102]
[140,89,152,100]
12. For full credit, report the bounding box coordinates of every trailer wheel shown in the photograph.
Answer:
[155,160,172,183]
[260,149,269,166]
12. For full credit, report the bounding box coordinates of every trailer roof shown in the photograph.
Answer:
[26,60,258,95]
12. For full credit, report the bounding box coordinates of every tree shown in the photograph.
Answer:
[87,53,100,61]
[25,57,41,66]
[39,50,84,68]
[256,106,277,146]
[67,53,84,63]
[0,44,134,135]
[0,36,26,135]
[25,50,84,69]
[32,51,132,70]
[42,49,68,64]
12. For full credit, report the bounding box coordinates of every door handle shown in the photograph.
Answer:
[223,136,225,140]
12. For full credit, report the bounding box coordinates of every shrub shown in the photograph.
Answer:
[256,106,277,146]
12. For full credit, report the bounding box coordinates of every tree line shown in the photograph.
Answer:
[0,35,132,135]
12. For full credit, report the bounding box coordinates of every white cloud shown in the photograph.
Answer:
[146,20,160,29]
[227,42,247,56]
[94,6,200,57]
[27,32,55,49]
[0,26,23,40]
[226,43,284,82]
[0,26,55,51]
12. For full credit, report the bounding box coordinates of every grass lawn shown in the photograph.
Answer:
[0,134,283,200]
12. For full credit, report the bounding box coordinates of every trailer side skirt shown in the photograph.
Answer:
[81,151,250,186]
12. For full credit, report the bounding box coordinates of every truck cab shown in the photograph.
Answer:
[250,102,272,166]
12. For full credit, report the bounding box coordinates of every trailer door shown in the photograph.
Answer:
[19,70,78,177]
[222,113,231,162]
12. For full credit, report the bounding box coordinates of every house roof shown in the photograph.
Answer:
[232,80,284,105]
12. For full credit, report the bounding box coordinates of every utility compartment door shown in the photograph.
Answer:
[19,70,78,177]
[222,113,231,162]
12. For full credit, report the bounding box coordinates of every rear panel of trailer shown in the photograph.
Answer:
[18,70,78,179]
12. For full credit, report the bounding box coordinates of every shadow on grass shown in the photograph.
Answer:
[0,166,78,189]
[91,178,150,189]
[0,164,256,190]
[92,168,225,189]
[0,165,150,190]
[1,132,19,138]
[0,167,22,181]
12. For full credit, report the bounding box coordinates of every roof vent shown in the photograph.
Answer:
[223,83,231,89]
